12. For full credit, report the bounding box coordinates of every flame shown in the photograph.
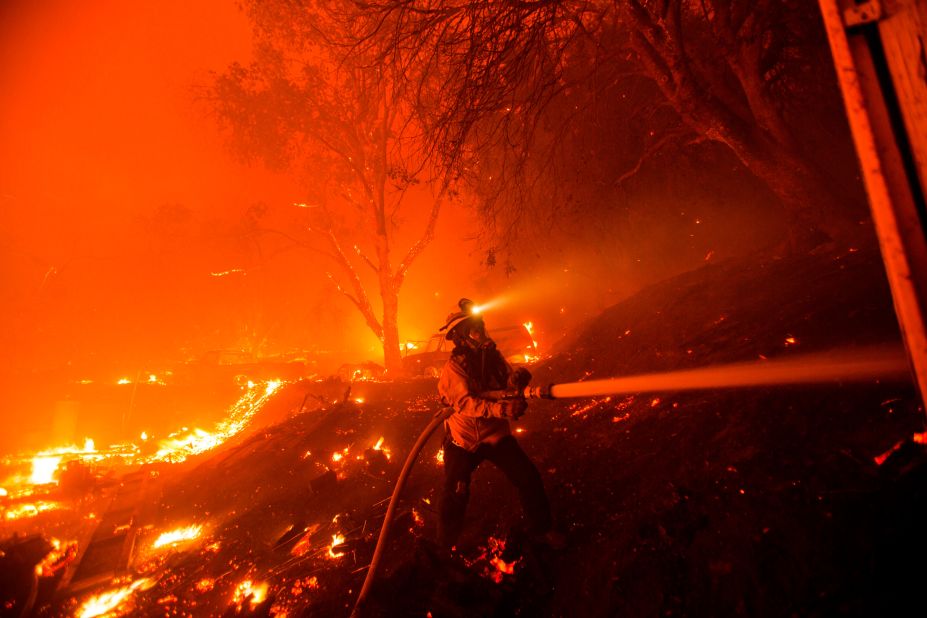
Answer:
[369,436,391,460]
[150,380,282,463]
[117,378,132,385]
[328,534,346,558]
[77,578,152,618]
[403,341,419,350]
[522,321,540,363]
[1,380,285,498]
[435,448,444,465]
[30,456,61,484]
[233,580,268,607]
[152,524,203,549]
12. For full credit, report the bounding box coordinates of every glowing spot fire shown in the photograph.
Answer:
[77,578,152,618]
[34,538,77,576]
[328,534,346,558]
[233,580,268,608]
[30,456,61,485]
[152,525,202,549]
[4,501,60,521]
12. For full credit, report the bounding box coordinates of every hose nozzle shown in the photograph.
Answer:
[523,384,554,399]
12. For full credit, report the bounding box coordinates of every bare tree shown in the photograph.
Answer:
[353,0,863,251]
[209,0,453,373]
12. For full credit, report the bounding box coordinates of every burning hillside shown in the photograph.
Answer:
[2,248,925,616]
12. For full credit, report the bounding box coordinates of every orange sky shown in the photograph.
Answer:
[0,0,490,379]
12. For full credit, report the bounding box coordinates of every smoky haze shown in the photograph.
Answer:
[0,0,858,454]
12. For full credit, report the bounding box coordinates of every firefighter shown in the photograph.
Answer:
[436,298,563,551]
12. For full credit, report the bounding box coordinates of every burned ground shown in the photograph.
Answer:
[10,247,924,617]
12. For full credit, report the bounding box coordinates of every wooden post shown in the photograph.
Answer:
[817,0,927,407]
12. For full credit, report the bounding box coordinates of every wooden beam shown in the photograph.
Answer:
[818,0,927,407]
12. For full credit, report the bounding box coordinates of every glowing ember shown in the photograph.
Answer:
[77,578,152,618]
[354,397,365,404]
[29,456,61,484]
[4,501,61,521]
[34,538,78,576]
[152,524,203,549]
[435,448,444,465]
[785,336,798,346]
[403,341,419,350]
[491,556,517,575]
[233,580,268,607]
[373,437,384,450]
[569,397,611,417]
[328,534,346,558]
[117,378,132,385]
[195,579,215,593]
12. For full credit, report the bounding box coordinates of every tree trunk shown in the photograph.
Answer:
[624,1,867,251]
[379,277,403,374]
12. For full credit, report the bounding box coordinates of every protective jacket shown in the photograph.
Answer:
[438,343,514,452]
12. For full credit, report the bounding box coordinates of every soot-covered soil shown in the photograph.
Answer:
[61,248,924,617]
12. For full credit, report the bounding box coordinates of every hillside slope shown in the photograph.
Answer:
[65,248,923,617]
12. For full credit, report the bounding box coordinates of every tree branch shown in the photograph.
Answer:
[393,183,446,286]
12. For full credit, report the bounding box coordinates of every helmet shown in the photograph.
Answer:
[439,298,482,340]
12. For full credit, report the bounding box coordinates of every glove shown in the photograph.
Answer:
[498,398,528,420]
[508,367,532,390]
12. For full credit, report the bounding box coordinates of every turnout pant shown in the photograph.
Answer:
[438,435,552,549]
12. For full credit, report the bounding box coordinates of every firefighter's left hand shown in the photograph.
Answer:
[509,367,532,390]
[500,398,528,420]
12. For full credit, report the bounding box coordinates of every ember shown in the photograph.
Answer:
[491,556,517,576]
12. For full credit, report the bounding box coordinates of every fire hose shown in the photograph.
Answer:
[350,344,911,616]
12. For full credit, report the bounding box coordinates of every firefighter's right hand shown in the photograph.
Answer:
[498,398,527,420]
